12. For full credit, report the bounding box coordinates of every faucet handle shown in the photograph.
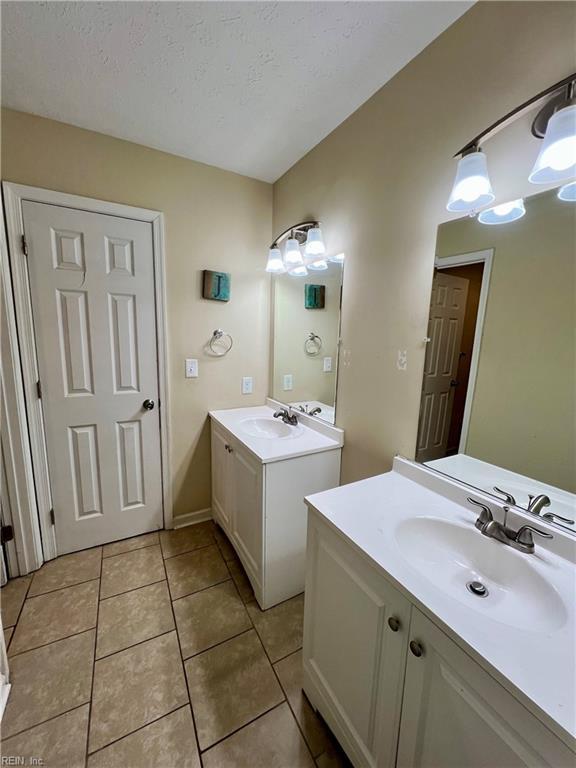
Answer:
[467,497,493,530]
[542,512,575,526]
[515,524,553,547]
[493,486,516,506]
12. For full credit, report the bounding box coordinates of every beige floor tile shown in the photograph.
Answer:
[174,580,251,658]
[9,580,99,656]
[275,650,332,757]
[214,525,239,562]
[88,706,200,768]
[103,531,160,558]
[316,741,354,768]
[100,545,165,599]
[160,521,215,558]
[227,558,254,603]
[247,593,304,662]
[1,575,32,626]
[28,548,102,597]
[2,630,95,739]
[185,628,284,750]
[89,630,188,752]
[165,545,228,600]
[2,704,89,768]
[96,581,174,658]
[203,703,315,768]
[4,626,14,650]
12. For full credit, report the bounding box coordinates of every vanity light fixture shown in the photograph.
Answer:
[448,72,576,213]
[305,226,326,256]
[284,236,304,268]
[265,246,286,274]
[478,198,526,225]
[446,148,495,214]
[558,180,576,201]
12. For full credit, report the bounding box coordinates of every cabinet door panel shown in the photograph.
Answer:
[303,517,411,768]
[397,608,573,768]
[230,444,263,579]
[211,425,230,529]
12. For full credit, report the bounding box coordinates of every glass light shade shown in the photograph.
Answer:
[329,252,346,263]
[478,198,526,225]
[284,237,304,267]
[308,258,328,271]
[304,227,325,256]
[446,151,495,213]
[289,264,308,277]
[558,180,576,201]
[529,104,576,184]
[265,246,286,273]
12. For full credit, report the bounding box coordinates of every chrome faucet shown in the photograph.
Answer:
[309,406,322,416]
[467,497,553,554]
[526,494,551,516]
[273,408,298,426]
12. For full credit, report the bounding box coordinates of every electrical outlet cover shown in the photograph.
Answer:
[283,374,293,391]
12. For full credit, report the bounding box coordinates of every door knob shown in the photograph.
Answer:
[142,399,155,411]
[409,640,424,658]
[388,616,401,632]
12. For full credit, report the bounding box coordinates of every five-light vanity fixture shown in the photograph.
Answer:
[265,220,345,274]
[447,73,576,224]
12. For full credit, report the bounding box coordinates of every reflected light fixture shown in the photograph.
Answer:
[265,246,286,273]
[446,148,495,213]
[558,181,576,201]
[308,258,328,271]
[289,264,308,277]
[478,198,526,225]
[329,252,346,263]
[305,226,325,256]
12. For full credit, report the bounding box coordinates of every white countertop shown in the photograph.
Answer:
[305,461,576,748]
[209,405,343,463]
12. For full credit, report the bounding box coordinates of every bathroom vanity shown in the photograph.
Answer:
[210,402,343,609]
[303,458,575,768]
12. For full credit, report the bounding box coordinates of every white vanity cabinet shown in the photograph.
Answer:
[303,511,574,768]
[210,418,341,609]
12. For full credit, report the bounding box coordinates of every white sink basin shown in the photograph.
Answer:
[240,418,301,440]
[395,516,567,633]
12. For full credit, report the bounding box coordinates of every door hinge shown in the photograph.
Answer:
[49,509,55,526]
[36,379,42,399]
[1,524,14,545]
[21,234,28,256]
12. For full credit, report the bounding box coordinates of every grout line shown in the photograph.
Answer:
[2,701,91,743]
[100,543,163,564]
[179,627,254,664]
[270,645,305,667]
[85,556,103,762]
[161,540,218,562]
[161,540,205,766]
[6,626,97,659]
[170,576,233,605]
[86,703,188,758]
[94,628,176,662]
[102,539,159,559]
[99,577,167,602]
[199,700,288,755]
[27,574,103,599]
[2,573,34,632]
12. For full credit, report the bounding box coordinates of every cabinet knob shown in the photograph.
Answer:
[388,616,401,632]
[409,640,424,658]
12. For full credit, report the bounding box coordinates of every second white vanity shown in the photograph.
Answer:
[210,401,343,609]
[303,457,575,767]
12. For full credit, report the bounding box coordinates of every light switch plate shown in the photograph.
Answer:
[242,376,253,395]
[397,350,408,371]
[185,358,199,378]
[323,356,332,372]
[283,374,293,391]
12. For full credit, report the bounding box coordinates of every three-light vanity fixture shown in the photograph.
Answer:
[447,73,576,224]
[265,221,345,275]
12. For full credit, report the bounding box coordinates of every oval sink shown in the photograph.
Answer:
[394,516,567,633]
[240,418,300,439]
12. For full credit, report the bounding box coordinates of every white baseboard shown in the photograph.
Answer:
[173,508,213,529]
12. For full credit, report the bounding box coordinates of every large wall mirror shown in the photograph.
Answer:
[270,261,343,424]
[416,185,575,532]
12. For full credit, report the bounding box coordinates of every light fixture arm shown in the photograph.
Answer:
[270,220,319,249]
[455,72,576,157]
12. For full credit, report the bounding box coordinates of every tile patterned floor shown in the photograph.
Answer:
[1,521,351,768]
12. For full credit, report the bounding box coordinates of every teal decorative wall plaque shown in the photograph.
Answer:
[203,270,231,302]
[305,284,325,309]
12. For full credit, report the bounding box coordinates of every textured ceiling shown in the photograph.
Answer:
[1,2,472,181]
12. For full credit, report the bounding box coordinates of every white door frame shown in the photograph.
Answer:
[434,248,493,454]
[2,182,173,564]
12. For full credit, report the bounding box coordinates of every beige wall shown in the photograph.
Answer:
[436,190,575,492]
[272,264,341,405]
[1,108,272,518]
[273,1,576,485]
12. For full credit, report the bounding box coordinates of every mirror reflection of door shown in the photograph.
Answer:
[416,265,484,462]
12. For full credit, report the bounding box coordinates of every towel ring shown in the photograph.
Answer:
[208,329,233,357]
[305,332,322,356]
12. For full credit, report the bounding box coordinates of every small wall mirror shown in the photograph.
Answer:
[416,185,575,532]
[270,262,343,424]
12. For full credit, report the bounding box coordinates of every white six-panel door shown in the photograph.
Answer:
[23,201,163,553]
